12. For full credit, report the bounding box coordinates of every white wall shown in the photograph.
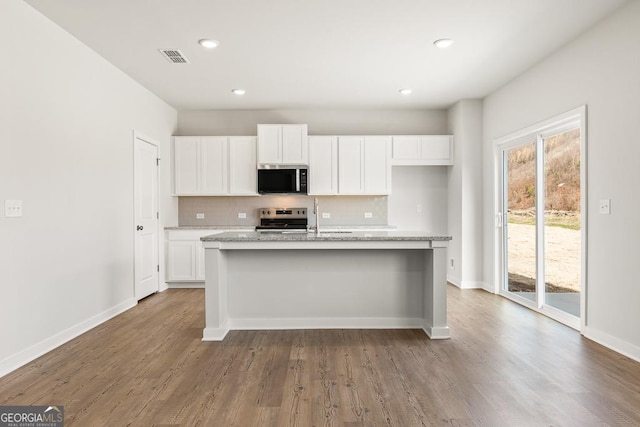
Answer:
[482,0,640,360]
[447,100,483,288]
[389,167,448,233]
[178,109,448,136]
[0,0,177,376]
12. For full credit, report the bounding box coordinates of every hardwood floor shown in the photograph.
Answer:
[1,287,639,426]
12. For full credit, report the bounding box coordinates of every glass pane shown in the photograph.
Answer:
[505,141,537,302]
[544,129,581,317]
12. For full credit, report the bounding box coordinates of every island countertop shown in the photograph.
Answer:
[201,230,451,242]
[201,229,451,341]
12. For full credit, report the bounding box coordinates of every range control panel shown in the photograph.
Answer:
[259,208,307,219]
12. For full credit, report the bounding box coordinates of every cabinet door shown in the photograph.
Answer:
[364,136,391,194]
[257,125,282,164]
[174,137,199,195]
[229,136,257,195]
[421,135,453,165]
[309,136,338,195]
[166,241,197,281]
[338,136,364,194]
[200,137,228,194]
[282,124,308,164]
[392,136,421,160]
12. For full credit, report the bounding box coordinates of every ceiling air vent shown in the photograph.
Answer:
[158,49,190,64]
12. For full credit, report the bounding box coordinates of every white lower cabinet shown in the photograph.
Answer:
[166,229,252,283]
[167,240,198,281]
[166,230,218,282]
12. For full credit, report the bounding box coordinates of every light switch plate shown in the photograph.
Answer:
[238,212,247,219]
[5,200,22,217]
[599,199,611,215]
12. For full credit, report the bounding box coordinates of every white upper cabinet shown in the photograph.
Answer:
[201,137,228,194]
[337,136,391,195]
[257,124,308,165]
[391,135,454,165]
[173,136,257,196]
[229,136,257,195]
[363,136,392,194]
[338,136,364,194]
[308,136,338,195]
[174,137,200,195]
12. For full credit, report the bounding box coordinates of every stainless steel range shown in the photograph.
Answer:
[255,208,308,232]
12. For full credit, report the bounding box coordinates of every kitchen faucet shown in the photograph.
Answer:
[314,197,320,234]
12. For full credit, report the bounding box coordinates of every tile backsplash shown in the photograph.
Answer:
[179,195,387,227]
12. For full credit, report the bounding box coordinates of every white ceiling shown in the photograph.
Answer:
[24,0,629,110]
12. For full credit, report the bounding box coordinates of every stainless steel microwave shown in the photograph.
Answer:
[257,166,308,194]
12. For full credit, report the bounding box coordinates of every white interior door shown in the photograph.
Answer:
[134,133,159,300]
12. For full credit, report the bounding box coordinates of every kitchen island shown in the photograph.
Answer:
[201,231,452,340]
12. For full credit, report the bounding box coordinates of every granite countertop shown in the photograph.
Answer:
[165,226,256,230]
[201,230,451,242]
[165,225,397,231]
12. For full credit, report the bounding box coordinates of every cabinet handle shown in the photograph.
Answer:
[136,225,144,231]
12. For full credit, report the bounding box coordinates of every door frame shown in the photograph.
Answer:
[133,130,161,300]
[493,105,587,331]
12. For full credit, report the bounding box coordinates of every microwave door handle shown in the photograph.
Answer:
[296,169,300,192]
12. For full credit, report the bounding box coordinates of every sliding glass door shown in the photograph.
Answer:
[503,140,538,303]
[498,108,585,329]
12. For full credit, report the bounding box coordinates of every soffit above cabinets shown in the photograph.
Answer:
[24,0,631,110]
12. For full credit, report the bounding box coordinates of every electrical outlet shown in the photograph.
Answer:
[364,212,373,219]
[196,213,205,219]
[599,199,611,215]
[322,212,331,219]
[4,200,22,218]
[238,212,247,219]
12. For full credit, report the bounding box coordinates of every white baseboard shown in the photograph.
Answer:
[0,298,137,378]
[229,317,424,331]
[460,280,484,289]
[583,326,640,363]
[481,282,497,293]
[423,325,451,339]
[202,324,230,341]
[447,276,461,288]
[447,276,484,290]
[167,282,205,289]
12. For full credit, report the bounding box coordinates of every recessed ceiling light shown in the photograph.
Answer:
[232,89,246,96]
[399,89,412,95]
[433,38,454,49]
[198,39,219,49]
